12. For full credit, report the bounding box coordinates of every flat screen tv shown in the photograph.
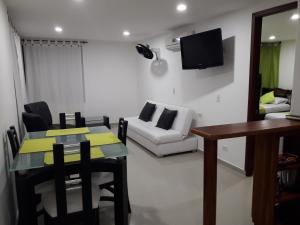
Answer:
[180,28,224,70]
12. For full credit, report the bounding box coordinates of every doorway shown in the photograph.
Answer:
[245,1,298,176]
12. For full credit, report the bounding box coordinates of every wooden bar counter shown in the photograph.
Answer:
[191,119,300,225]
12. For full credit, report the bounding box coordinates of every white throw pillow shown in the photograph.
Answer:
[274,97,288,104]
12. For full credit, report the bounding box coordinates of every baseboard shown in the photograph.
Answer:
[197,149,245,175]
[217,157,245,174]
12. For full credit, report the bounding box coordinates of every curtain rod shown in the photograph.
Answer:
[22,39,88,45]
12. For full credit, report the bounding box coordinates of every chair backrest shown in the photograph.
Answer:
[24,101,53,126]
[7,128,19,158]
[103,116,111,129]
[59,113,67,129]
[60,112,85,129]
[118,118,128,145]
[9,126,20,149]
[74,112,86,128]
[53,141,93,224]
[22,112,49,132]
[80,117,86,127]
[75,112,81,128]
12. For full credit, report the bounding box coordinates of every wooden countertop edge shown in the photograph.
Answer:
[191,129,218,140]
[191,119,300,141]
[191,129,252,140]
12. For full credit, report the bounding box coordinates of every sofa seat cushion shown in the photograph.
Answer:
[127,117,183,144]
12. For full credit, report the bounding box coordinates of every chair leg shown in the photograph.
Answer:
[128,198,131,214]
[94,208,100,225]
[100,195,131,214]
[100,183,132,214]
[44,212,52,225]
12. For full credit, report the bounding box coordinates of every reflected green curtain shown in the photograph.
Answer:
[259,42,281,89]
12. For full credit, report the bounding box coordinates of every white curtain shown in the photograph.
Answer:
[10,28,27,137]
[23,42,85,123]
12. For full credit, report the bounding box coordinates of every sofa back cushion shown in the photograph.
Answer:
[148,101,193,137]
[156,108,178,130]
[138,102,156,122]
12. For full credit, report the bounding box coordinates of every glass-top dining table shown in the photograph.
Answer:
[11,126,128,171]
[11,126,129,225]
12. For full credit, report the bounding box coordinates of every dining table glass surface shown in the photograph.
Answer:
[10,126,128,171]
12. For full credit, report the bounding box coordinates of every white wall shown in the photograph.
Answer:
[137,0,294,170]
[83,41,139,123]
[0,0,20,224]
[279,40,296,90]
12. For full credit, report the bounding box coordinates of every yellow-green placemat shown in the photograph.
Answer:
[44,147,104,165]
[46,127,90,137]
[20,138,56,154]
[85,132,121,146]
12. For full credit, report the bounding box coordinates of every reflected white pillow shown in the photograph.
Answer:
[274,97,288,104]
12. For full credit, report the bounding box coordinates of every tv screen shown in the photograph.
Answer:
[180,28,224,70]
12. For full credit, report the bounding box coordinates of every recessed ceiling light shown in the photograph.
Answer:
[176,3,187,12]
[55,26,63,33]
[123,30,130,36]
[291,13,300,21]
[269,35,276,40]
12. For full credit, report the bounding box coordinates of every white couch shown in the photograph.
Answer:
[126,101,198,156]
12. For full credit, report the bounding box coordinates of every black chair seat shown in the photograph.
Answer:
[22,112,49,132]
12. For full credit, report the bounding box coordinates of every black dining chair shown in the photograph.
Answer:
[24,101,60,129]
[7,126,20,158]
[7,126,54,219]
[59,113,66,129]
[118,118,128,145]
[81,117,86,127]
[97,117,131,213]
[75,112,82,128]
[59,112,85,129]
[42,141,100,225]
[74,112,86,128]
[103,116,111,129]
[7,128,34,219]
[22,112,49,132]
[9,126,20,149]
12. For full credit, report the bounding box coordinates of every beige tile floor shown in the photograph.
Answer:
[99,136,254,225]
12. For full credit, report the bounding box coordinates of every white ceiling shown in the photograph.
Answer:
[5,0,264,42]
[262,9,298,42]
